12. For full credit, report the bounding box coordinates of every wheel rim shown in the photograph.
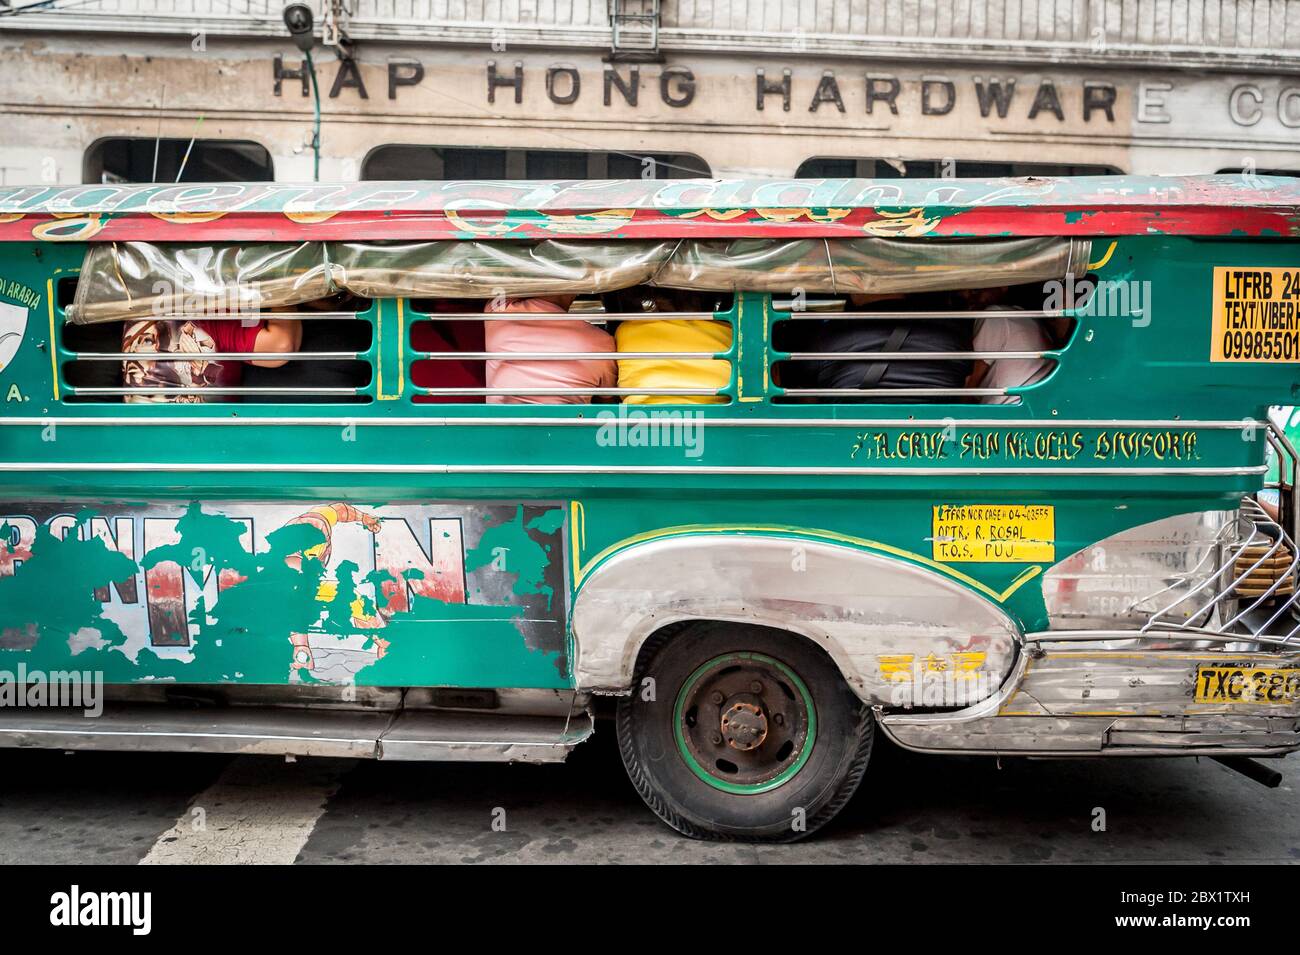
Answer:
[672,651,817,795]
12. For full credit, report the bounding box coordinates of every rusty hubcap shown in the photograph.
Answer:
[675,652,815,792]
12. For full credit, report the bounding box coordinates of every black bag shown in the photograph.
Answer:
[801,318,972,403]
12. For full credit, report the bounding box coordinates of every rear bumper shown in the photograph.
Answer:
[879,636,1300,757]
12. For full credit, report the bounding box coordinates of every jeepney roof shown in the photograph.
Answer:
[0,175,1297,243]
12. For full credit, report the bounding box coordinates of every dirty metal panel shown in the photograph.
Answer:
[0,500,570,688]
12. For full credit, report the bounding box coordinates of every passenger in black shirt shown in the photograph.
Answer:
[792,291,973,402]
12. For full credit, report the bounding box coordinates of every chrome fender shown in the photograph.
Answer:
[570,533,1021,703]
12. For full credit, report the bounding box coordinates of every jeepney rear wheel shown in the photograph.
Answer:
[616,622,873,842]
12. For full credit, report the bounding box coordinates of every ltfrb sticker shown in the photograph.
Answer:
[1211,266,1300,362]
[932,504,1055,563]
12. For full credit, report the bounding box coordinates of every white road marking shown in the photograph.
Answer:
[140,756,344,865]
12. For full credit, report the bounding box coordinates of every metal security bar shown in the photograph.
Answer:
[75,352,359,362]
[777,310,1064,321]
[155,312,362,321]
[772,307,1062,403]
[60,307,375,402]
[420,311,715,322]
[72,387,360,397]
[411,309,733,402]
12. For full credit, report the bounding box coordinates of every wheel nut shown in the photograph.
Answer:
[710,733,723,745]
[774,713,785,726]
[710,691,725,705]
[750,681,763,694]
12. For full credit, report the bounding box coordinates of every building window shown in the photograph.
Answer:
[361,145,709,180]
[796,158,1120,178]
[1216,167,1299,177]
[84,138,273,184]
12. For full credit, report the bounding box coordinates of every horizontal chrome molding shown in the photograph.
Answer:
[0,417,1268,429]
[1025,628,1299,649]
[0,462,1270,476]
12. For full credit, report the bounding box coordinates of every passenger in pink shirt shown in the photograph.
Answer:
[484,295,616,404]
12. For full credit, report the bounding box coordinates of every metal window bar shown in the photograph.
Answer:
[70,387,361,397]
[411,311,720,322]
[783,351,1052,361]
[772,307,1061,402]
[414,387,718,397]
[414,351,721,361]
[773,309,1066,321]
[76,352,360,362]
[781,387,1011,399]
[410,309,731,399]
[144,312,363,321]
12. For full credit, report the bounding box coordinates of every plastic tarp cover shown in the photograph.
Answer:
[68,237,1091,324]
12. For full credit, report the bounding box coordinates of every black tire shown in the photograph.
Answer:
[616,622,874,842]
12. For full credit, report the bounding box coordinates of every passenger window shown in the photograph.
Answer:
[60,293,374,405]
[407,289,736,406]
[770,282,1073,405]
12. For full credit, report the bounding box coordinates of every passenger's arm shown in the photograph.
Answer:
[248,318,302,368]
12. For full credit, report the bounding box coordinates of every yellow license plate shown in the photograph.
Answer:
[1194,666,1300,704]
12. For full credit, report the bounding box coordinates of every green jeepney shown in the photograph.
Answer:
[0,175,1297,841]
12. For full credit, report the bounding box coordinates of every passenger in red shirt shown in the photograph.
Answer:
[122,316,302,403]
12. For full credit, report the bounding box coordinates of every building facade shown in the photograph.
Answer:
[1,0,1298,184]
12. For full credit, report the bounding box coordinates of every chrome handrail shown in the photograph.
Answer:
[415,387,721,396]
[1140,494,1300,647]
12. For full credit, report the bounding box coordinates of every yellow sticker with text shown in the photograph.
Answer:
[932,504,1054,563]
[1210,266,1300,362]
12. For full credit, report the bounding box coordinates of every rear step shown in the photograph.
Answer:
[0,705,594,763]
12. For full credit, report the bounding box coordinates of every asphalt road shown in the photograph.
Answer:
[1,728,1297,864]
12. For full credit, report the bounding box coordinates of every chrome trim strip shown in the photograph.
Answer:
[0,417,1268,429]
[72,352,361,362]
[0,462,1270,476]
[876,735,1299,759]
